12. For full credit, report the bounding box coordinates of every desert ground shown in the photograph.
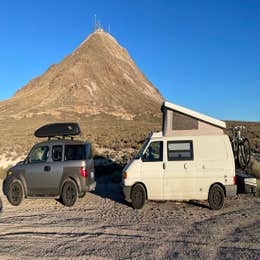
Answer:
[0,175,259,259]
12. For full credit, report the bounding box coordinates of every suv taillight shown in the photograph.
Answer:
[233,175,237,185]
[80,167,88,178]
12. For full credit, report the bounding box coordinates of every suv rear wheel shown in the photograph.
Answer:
[208,184,225,210]
[131,184,146,209]
[7,179,24,206]
[79,192,86,198]
[61,179,78,207]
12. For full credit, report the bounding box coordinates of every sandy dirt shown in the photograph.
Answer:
[0,154,24,169]
[0,176,259,259]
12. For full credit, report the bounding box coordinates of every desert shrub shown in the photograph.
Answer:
[94,155,124,176]
[5,153,12,160]
[112,171,122,183]
[0,168,5,179]
[249,157,260,179]
[95,164,123,176]
[121,155,129,165]
[0,165,12,179]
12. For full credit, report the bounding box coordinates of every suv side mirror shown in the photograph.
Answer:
[25,156,30,164]
[16,160,24,166]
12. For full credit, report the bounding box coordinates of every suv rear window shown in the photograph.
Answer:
[64,145,86,161]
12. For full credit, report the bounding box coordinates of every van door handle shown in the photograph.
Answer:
[184,163,188,169]
[163,162,166,170]
[44,166,51,172]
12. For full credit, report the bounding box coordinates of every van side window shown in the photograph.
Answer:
[30,146,49,163]
[143,141,163,162]
[167,141,193,161]
[52,145,63,162]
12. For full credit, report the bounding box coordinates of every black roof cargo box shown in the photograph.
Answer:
[35,123,81,138]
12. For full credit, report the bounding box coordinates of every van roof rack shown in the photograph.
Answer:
[35,123,81,139]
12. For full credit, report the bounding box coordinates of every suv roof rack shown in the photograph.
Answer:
[34,123,81,138]
[47,135,75,141]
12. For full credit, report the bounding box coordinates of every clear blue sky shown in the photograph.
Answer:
[0,0,259,121]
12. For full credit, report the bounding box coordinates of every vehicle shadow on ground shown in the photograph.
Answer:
[91,156,131,207]
[185,200,209,209]
[92,156,211,209]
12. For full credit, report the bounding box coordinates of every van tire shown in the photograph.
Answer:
[208,184,225,210]
[7,179,24,206]
[131,184,146,209]
[61,179,78,207]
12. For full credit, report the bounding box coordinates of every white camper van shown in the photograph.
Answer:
[122,101,237,210]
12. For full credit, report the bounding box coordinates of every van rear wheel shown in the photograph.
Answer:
[131,184,146,209]
[208,184,225,210]
[7,179,24,206]
[61,179,78,207]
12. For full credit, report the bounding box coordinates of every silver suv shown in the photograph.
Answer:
[3,123,95,207]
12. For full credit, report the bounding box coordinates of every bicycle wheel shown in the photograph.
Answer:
[238,138,251,169]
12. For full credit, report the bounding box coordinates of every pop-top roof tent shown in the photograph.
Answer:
[161,101,226,136]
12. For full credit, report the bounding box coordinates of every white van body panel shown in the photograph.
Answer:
[123,134,235,201]
[164,154,197,200]
[140,159,164,200]
[194,136,235,199]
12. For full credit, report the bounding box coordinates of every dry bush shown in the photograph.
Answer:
[249,157,260,179]
[0,165,12,179]
[5,153,12,160]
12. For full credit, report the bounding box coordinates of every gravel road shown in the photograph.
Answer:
[0,176,259,259]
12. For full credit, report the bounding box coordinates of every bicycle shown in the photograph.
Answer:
[228,126,251,169]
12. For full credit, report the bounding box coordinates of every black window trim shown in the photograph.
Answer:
[167,140,194,161]
[52,145,63,162]
[85,143,92,159]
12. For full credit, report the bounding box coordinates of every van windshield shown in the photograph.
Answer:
[134,138,150,159]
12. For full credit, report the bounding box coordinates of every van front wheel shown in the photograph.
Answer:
[131,184,146,209]
[208,184,225,210]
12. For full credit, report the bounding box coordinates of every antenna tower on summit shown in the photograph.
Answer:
[94,14,98,31]
[93,15,106,32]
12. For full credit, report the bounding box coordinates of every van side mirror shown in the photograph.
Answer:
[142,153,147,162]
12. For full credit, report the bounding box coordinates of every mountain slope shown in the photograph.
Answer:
[0,30,163,121]
[0,30,163,162]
